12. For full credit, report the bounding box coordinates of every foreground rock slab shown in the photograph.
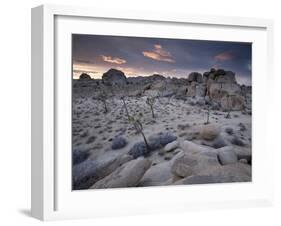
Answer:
[91,157,151,189]
[217,146,238,165]
[72,154,132,190]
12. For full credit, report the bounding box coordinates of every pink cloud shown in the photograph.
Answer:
[142,44,175,63]
[101,55,126,64]
[214,51,233,61]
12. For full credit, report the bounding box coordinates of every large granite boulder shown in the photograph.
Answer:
[91,157,151,189]
[102,68,127,86]
[220,94,245,111]
[188,72,203,83]
[207,82,241,100]
[186,83,206,97]
[79,73,92,80]
[174,162,251,185]
[72,154,132,189]
[215,70,236,83]
[217,146,238,165]
[200,124,221,141]
[138,161,173,186]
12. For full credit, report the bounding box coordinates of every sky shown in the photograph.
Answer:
[72,34,252,85]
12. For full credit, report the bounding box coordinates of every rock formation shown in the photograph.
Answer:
[79,73,92,80]
[102,68,127,86]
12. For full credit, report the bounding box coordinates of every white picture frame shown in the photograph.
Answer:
[31,4,274,221]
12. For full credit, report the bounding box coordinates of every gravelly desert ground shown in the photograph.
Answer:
[72,90,251,189]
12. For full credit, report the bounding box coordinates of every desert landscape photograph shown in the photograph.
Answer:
[72,34,252,190]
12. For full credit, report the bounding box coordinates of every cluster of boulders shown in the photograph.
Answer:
[72,122,251,189]
[74,67,250,111]
[184,68,246,110]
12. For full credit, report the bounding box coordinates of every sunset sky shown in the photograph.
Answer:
[72,34,252,85]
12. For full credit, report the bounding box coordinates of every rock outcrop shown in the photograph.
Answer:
[91,157,151,189]
[102,68,127,86]
[79,73,92,80]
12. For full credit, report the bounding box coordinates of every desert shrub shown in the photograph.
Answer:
[72,159,99,189]
[225,127,234,135]
[128,141,149,159]
[86,136,96,144]
[146,97,156,118]
[73,149,90,165]
[212,136,228,148]
[148,132,177,150]
[238,122,246,131]
[231,136,245,146]
[111,136,127,150]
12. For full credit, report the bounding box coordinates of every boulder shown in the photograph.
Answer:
[208,82,241,102]
[200,124,220,141]
[186,83,206,97]
[102,68,127,86]
[221,94,245,111]
[188,72,203,83]
[214,70,236,83]
[72,154,132,189]
[79,73,92,80]
[171,152,220,177]
[175,162,251,185]
[164,140,179,152]
[232,147,252,164]
[174,175,229,185]
[212,135,229,148]
[239,159,248,164]
[181,140,212,154]
[217,146,238,165]
[91,158,151,189]
[138,161,173,186]
[171,161,193,178]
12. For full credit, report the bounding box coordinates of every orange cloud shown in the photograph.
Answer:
[101,55,126,64]
[214,51,233,61]
[142,44,175,63]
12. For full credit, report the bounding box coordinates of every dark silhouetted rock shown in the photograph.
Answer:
[102,68,127,86]
[79,73,92,80]
[188,72,203,83]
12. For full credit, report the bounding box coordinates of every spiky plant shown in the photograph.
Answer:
[120,96,130,120]
[225,94,235,119]
[98,89,108,114]
[129,113,150,150]
[205,103,211,124]
[146,97,156,118]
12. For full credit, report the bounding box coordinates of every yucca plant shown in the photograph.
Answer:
[146,97,156,118]
[129,113,150,150]
[225,94,235,119]
[97,89,108,113]
[205,103,211,124]
[120,96,130,120]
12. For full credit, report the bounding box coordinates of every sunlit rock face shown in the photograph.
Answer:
[102,68,127,86]
[202,69,245,110]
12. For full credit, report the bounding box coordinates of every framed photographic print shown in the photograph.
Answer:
[31,4,274,221]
